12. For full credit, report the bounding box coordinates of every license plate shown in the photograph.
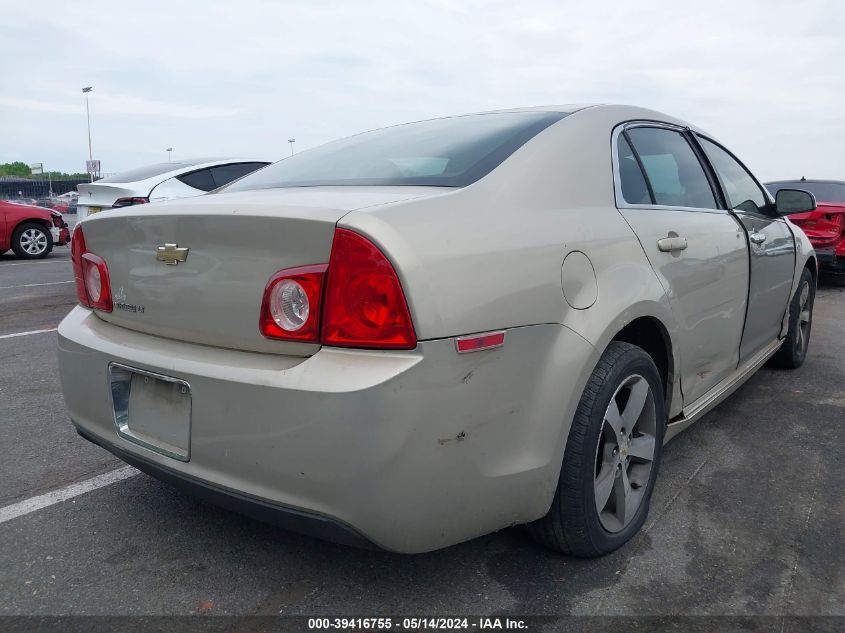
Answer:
[109,363,192,461]
[87,206,102,214]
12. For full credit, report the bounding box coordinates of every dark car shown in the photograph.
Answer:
[766,179,845,273]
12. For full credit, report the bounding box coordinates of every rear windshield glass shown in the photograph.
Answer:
[97,163,190,183]
[224,112,567,191]
[766,181,845,203]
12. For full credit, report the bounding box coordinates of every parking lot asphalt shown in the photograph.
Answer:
[0,230,843,623]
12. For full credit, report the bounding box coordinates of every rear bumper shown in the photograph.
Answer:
[74,424,375,549]
[813,247,845,272]
[58,306,597,553]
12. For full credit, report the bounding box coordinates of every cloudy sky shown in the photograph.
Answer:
[1,0,843,180]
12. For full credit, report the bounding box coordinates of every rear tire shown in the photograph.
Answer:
[528,341,665,557]
[769,267,815,369]
[11,222,52,259]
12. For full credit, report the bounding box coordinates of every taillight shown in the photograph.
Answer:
[71,225,112,312]
[112,197,149,208]
[259,265,327,342]
[322,229,416,350]
[71,226,87,305]
[259,229,416,350]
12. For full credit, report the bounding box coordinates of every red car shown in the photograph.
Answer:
[0,199,70,259]
[766,179,845,274]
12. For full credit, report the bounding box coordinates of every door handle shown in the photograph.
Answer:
[657,236,688,252]
[749,232,767,244]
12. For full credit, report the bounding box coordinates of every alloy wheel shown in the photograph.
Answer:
[594,374,657,533]
[796,280,811,353]
[20,228,48,255]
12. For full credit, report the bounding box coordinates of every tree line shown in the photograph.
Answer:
[0,161,88,179]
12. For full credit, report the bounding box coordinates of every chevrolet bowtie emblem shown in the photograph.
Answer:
[156,243,189,265]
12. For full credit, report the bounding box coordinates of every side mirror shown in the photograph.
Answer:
[775,189,816,216]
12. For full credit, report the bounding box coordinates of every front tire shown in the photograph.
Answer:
[769,267,815,369]
[11,222,53,259]
[528,341,665,557]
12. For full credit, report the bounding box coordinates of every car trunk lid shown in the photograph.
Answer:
[77,183,148,210]
[78,187,440,355]
[789,203,845,246]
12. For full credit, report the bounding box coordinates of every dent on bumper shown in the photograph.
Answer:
[58,306,597,553]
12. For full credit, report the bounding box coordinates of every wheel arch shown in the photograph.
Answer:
[14,217,52,233]
[804,254,817,283]
[610,316,674,415]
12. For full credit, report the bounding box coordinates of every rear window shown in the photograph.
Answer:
[177,168,217,192]
[765,181,845,203]
[211,162,268,187]
[224,112,568,191]
[97,163,189,183]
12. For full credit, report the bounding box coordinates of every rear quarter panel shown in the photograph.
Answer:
[783,217,817,332]
[343,105,684,418]
[344,108,671,330]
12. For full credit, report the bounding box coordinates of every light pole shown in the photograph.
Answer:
[166,147,173,161]
[82,86,94,182]
[288,138,295,156]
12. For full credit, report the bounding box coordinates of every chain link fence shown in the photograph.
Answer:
[0,176,90,213]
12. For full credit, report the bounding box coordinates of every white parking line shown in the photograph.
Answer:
[0,328,58,340]
[0,467,139,525]
[0,281,74,290]
[0,259,69,266]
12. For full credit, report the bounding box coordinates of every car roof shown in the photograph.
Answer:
[95,158,270,185]
[765,178,845,185]
[478,104,703,132]
[349,104,700,144]
[470,104,596,115]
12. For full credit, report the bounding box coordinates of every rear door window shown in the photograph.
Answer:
[626,127,717,210]
[617,135,652,205]
[698,138,768,214]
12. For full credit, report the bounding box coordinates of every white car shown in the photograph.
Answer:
[76,158,269,220]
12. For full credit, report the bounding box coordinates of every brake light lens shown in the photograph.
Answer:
[71,225,112,312]
[321,229,416,350]
[259,229,416,349]
[82,253,112,311]
[71,226,87,305]
[84,262,102,301]
[259,265,327,342]
[112,197,149,208]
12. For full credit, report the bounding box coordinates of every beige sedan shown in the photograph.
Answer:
[58,105,817,556]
